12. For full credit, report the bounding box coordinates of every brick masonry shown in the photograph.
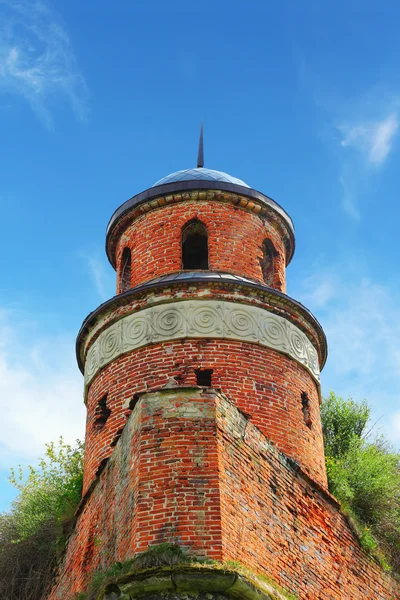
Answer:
[82,339,327,496]
[47,179,398,599]
[113,201,287,293]
[48,390,399,599]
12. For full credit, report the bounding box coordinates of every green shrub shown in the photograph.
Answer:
[0,438,84,600]
[321,392,400,572]
[321,391,370,458]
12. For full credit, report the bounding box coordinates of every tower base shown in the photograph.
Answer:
[48,388,399,600]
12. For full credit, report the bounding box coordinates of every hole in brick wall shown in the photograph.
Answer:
[128,393,140,411]
[182,219,209,270]
[301,391,312,428]
[94,394,111,430]
[120,247,132,292]
[259,238,278,286]
[195,369,213,387]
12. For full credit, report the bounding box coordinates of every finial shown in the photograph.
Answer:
[197,122,204,168]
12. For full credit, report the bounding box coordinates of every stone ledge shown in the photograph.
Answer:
[82,299,321,394]
[97,565,295,600]
[76,276,327,377]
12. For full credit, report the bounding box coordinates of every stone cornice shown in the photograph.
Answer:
[105,184,295,269]
[83,299,321,395]
[76,274,327,375]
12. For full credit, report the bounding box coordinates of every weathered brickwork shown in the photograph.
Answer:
[48,390,398,600]
[114,201,287,293]
[83,339,326,496]
[216,394,399,599]
[49,389,222,599]
[48,170,397,600]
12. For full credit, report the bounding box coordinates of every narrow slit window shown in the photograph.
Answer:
[260,239,277,286]
[195,369,213,387]
[301,391,312,429]
[120,247,131,293]
[94,394,111,430]
[182,220,209,270]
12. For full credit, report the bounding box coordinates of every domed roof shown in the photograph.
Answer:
[152,167,250,188]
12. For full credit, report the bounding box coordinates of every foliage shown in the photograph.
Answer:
[321,391,370,458]
[0,438,84,600]
[9,437,84,541]
[321,392,400,572]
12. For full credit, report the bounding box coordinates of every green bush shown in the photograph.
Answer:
[321,392,400,572]
[321,391,370,458]
[0,438,84,600]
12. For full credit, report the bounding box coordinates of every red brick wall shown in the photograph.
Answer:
[114,202,287,293]
[49,389,222,599]
[48,390,398,600]
[216,394,398,599]
[83,338,326,496]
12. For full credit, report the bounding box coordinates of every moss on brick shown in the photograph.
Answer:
[73,545,297,600]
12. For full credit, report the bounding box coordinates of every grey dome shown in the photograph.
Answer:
[153,167,250,188]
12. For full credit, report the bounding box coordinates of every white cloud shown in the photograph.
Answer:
[302,275,336,308]
[338,175,360,219]
[294,269,400,447]
[339,112,398,166]
[81,251,115,302]
[0,0,89,129]
[0,307,85,468]
[333,110,398,218]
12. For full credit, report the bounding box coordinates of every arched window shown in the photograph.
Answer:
[120,247,131,292]
[182,220,209,270]
[260,239,277,286]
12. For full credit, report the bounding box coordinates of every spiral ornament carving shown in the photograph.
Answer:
[225,308,258,339]
[123,315,150,350]
[152,306,185,339]
[189,305,222,335]
[83,299,321,388]
[85,343,99,381]
[98,322,122,367]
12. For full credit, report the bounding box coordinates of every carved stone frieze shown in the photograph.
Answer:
[84,300,320,388]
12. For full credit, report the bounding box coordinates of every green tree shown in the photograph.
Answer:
[321,392,400,572]
[0,438,84,600]
[321,391,370,457]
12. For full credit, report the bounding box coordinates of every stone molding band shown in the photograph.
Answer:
[84,299,320,390]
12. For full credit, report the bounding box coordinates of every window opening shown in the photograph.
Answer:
[260,239,277,286]
[120,247,131,293]
[301,392,312,428]
[195,369,213,387]
[182,220,209,270]
[94,394,111,430]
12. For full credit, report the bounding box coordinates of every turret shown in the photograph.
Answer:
[77,154,327,495]
[48,136,398,600]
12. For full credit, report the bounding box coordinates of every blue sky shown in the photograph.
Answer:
[1,0,400,510]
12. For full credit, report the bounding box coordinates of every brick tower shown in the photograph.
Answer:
[49,137,398,600]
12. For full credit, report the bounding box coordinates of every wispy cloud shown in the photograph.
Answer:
[81,251,115,302]
[0,0,89,129]
[338,175,360,220]
[333,107,399,218]
[338,112,398,166]
[0,306,85,468]
[294,267,400,447]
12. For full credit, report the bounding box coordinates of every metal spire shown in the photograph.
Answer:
[197,122,204,168]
